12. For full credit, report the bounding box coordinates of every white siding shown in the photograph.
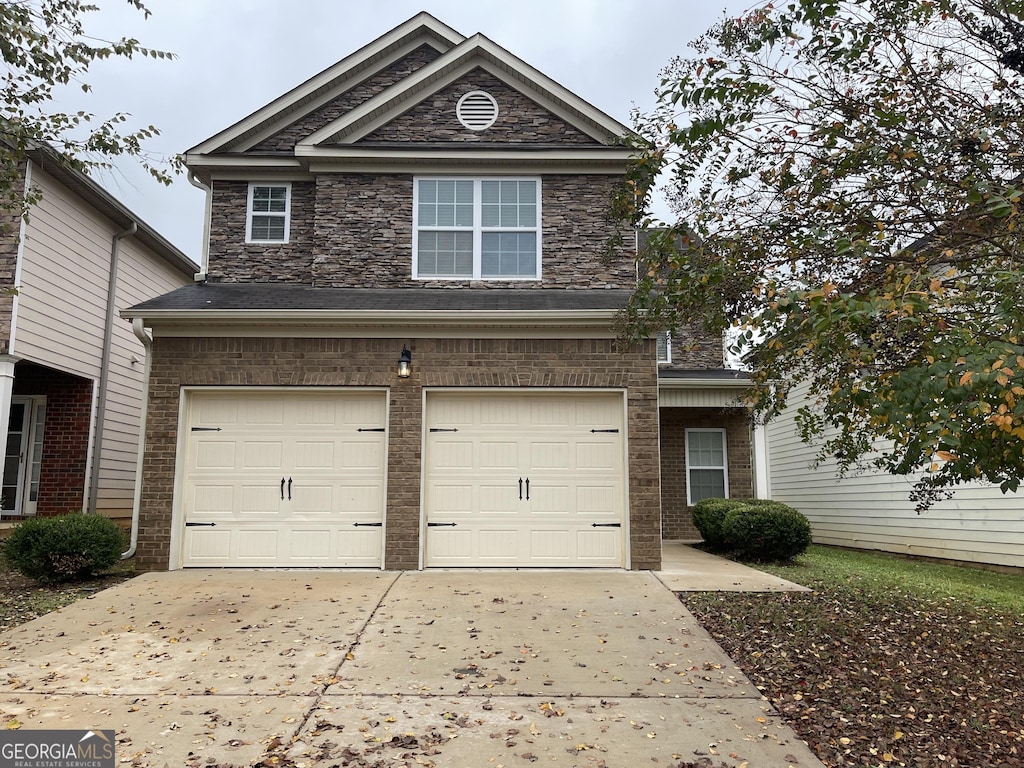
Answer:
[13,164,193,520]
[765,382,1024,569]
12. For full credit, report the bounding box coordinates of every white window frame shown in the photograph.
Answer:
[656,331,672,364]
[246,182,291,244]
[412,176,542,280]
[684,428,729,506]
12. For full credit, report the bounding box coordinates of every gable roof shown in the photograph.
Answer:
[185,13,634,176]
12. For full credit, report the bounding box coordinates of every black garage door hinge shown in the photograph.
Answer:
[429,428,459,433]
[591,522,621,528]
[191,427,222,432]
[353,522,383,527]
[357,427,386,432]
[428,522,458,527]
[590,428,619,433]
[185,522,218,527]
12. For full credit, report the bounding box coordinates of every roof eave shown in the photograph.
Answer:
[121,308,622,327]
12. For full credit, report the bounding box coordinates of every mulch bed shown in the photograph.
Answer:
[683,586,1024,767]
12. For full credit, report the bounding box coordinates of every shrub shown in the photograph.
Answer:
[2,513,126,584]
[721,502,812,562]
[691,497,744,551]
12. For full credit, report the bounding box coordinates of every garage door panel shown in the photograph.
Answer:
[424,391,625,567]
[182,390,387,568]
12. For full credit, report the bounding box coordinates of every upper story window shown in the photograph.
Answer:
[413,177,541,280]
[656,331,672,364]
[246,183,291,243]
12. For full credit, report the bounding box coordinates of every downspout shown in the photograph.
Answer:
[122,316,152,559]
[88,221,137,515]
[188,171,211,280]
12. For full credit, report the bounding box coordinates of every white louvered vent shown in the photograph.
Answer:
[456,91,499,131]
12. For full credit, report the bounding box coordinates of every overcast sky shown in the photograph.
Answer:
[61,0,752,262]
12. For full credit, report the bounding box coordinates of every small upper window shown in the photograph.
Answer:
[246,183,291,243]
[656,331,672,364]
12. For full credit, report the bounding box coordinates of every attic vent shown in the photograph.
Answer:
[456,91,499,131]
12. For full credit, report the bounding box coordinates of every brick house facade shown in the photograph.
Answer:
[125,13,753,571]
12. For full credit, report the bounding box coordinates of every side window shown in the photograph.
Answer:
[246,183,291,243]
[413,177,541,279]
[685,428,728,505]
[656,331,671,364]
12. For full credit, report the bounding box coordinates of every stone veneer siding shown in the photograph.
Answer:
[659,407,752,540]
[666,329,725,369]
[208,180,316,282]
[249,45,443,153]
[363,70,599,145]
[135,336,661,572]
[209,174,633,287]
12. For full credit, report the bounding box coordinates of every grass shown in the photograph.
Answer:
[683,545,1024,768]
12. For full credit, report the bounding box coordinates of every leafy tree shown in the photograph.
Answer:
[1,0,178,215]
[616,0,1024,509]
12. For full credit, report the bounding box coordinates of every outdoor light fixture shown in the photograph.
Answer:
[397,346,412,378]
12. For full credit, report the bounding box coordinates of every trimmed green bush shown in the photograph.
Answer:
[2,513,126,584]
[691,497,743,550]
[721,502,812,562]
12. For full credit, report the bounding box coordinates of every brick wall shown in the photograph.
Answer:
[13,363,92,516]
[209,173,634,288]
[363,69,598,145]
[137,335,661,571]
[659,407,753,540]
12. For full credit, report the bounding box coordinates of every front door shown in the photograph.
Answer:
[2,396,46,517]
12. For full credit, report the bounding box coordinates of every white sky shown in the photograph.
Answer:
[57,0,752,261]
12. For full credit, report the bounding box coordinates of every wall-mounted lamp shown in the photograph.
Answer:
[397,345,412,378]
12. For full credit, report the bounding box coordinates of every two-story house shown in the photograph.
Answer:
[124,13,754,572]
[0,144,196,531]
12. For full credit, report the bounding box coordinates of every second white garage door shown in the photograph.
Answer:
[423,391,627,567]
[180,389,387,567]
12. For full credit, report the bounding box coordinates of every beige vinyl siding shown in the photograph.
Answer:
[14,164,193,520]
[765,382,1024,569]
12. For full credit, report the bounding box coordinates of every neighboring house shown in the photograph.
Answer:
[124,13,753,572]
[0,147,197,528]
[763,382,1024,570]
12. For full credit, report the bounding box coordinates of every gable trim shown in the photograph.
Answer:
[297,35,633,149]
[187,13,465,156]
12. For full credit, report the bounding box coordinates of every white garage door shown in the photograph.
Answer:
[180,390,387,567]
[424,391,626,567]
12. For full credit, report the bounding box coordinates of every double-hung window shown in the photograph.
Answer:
[414,177,541,279]
[685,428,728,505]
[246,183,291,243]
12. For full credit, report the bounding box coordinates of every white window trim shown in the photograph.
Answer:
[684,428,729,506]
[656,331,672,365]
[246,182,292,244]
[412,176,542,281]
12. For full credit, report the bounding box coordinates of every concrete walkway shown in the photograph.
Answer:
[0,569,823,767]
[657,541,812,592]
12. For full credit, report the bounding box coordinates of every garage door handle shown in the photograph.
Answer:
[519,477,523,500]
[591,523,621,528]
[525,477,530,500]
[428,522,457,527]
[287,477,292,500]
[186,522,217,527]
[353,522,382,527]
[281,478,285,500]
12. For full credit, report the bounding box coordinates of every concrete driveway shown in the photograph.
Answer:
[0,570,823,767]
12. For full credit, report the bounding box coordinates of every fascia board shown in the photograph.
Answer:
[299,35,632,148]
[121,308,620,327]
[298,146,632,166]
[303,160,629,175]
[186,13,465,156]
[184,155,305,170]
[657,376,752,389]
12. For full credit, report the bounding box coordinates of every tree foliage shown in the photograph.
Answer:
[1,0,179,214]
[617,0,1024,509]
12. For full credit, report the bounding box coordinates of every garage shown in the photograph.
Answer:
[179,389,387,567]
[423,390,627,567]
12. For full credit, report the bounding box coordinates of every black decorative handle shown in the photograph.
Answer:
[287,477,292,500]
[281,478,285,500]
[519,477,523,500]
[525,477,530,500]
